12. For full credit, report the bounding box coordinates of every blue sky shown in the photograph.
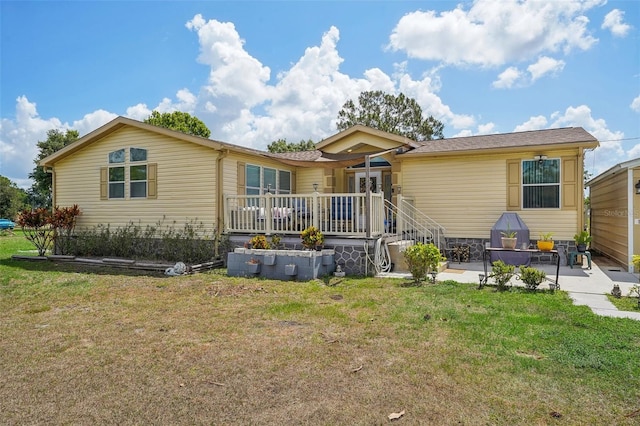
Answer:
[1,0,639,189]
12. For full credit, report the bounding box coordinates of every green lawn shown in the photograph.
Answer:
[1,232,640,425]
[608,293,640,312]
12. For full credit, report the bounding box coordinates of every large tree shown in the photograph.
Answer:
[267,138,316,153]
[0,175,28,219]
[144,111,211,138]
[336,91,444,141]
[28,129,79,209]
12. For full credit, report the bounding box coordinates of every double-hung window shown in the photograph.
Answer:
[108,149,125,199]
[130,148,148,198]
[522,159,560,208]
[102,147,155,200]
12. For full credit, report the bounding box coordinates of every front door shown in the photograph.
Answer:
[355,171,381,193]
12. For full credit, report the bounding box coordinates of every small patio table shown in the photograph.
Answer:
[481,247,561,290]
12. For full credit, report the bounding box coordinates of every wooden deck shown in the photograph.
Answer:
[224,192,386,237]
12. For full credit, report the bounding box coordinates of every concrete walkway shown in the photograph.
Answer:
[380,256,640,321]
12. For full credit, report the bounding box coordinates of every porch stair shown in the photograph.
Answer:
[373,198,446,274]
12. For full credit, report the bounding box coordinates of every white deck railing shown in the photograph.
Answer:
[224,192,385,237]
[392,195,446,250]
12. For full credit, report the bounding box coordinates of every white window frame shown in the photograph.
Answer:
[245,164,291,195]
[108,166,125,199]
[106,148,149,200]
[129,148,148,199]
[521,158,561,209]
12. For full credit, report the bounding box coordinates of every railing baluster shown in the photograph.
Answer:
[224,192,388,237]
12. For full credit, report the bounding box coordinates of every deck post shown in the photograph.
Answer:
[223,194,230,233]
[312,190,319,229]
[265,193,273,235]
[365,155,371,238]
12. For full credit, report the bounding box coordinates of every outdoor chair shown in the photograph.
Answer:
[294,198,312,231]
[271,206,291,232]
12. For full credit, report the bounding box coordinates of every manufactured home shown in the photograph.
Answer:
[40,116,599,274]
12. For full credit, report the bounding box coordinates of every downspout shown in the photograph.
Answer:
[365,154,371,238]
[216,149,229,234]
[45,166,55,208]
[628,168,634,272]
[578,147,586,233]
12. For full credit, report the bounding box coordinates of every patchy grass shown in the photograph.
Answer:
[608,294,640,312]
[1,232,640,424]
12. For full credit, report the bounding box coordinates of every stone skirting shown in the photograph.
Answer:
[229,234,579,277]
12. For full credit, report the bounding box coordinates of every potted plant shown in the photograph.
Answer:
[537,232,554,251]
[573,230,592,252]
[500,227,518,249]
[246,258,261,274]
[249,235,270,249]
[270,234,281,249]
[491,260,515,291]
[300,226,324,250]
[519,266,546,290]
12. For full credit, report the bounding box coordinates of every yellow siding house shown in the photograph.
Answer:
[40,116,599,270]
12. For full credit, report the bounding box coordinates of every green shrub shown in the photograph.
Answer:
[630,284,640,309]
[67,219,225,264]
[300,226,324,249]
[403,242,444,284]
[519,266,546,290]
[249,235,270,249]
[491,260,515,291]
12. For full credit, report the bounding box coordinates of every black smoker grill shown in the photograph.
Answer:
[490,212,530,266]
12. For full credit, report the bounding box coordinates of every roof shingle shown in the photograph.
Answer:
[402,127,598,155]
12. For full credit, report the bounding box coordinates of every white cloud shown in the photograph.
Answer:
[71,110,118,136]
[1,18,469,185]
[186,15,272,107]
[511,106,637,176]
[126,104,152,121]
[550,105,623,152]
[493,67,523,89]
[388,0,601,67]
[0,97,66,188]
[492,57,565,88]
[631,95,640,113]
[601,9,631,37]
[550,105,626,175]
[627,144,640,159]
[154,89,199,115]
[527,56,565,82]
[477,122,496,134]
[514,115,549,132]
